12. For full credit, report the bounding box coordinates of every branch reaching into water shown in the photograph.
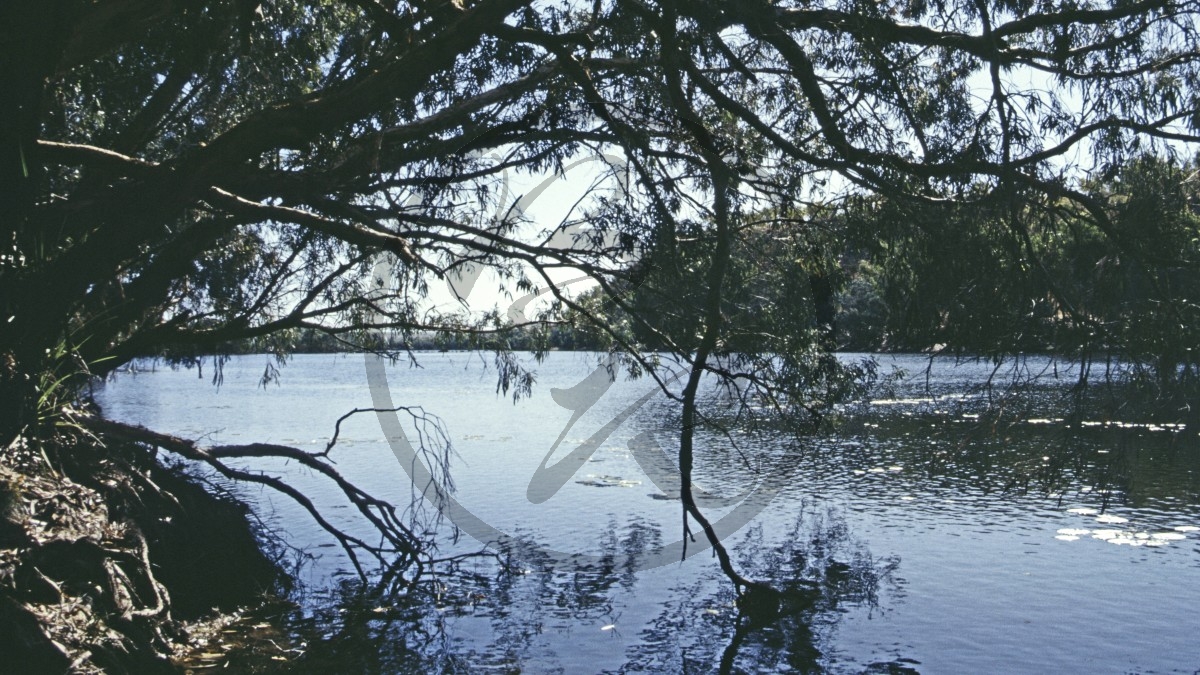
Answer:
[651,12,769,600]
[72,409,446,584]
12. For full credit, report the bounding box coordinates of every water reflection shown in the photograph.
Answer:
[273,505,895,674]
[278,517,659,673]
[835,377,1200,517]
[95,354,1200,672]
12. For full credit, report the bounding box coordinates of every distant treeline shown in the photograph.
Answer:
[155,155,1198,393]
[548,154,1200,389]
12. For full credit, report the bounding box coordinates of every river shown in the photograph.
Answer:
[94,352,1200,673]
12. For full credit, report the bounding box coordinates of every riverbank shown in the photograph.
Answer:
[0,422,288,673]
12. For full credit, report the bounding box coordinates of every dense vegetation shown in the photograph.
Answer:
[2,0,1199,667]
[556,152,1200,401]
[172,149,1200,394]
[838,155,1200,374]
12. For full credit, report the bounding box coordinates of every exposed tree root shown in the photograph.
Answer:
[0,392,495,672]
[1,428,284,673]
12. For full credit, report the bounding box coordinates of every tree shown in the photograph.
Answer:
[1069,155,1200,391]
[834,153,1200,402]
[3,0,1199,595]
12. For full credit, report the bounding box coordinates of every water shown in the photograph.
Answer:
[94,353,1200,673]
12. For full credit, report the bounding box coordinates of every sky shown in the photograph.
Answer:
[419,150,626,320]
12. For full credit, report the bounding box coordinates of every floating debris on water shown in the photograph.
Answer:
[871,397,937,406]
[1067,508,1098,515]
[576,475,642,488]
[1067,527,1190,547]
[1075,420,1188,432]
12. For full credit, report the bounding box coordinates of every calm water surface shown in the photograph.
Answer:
[95,353,1200,673]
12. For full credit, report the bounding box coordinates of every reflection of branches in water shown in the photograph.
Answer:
[283,518,664,673]
[505,518,656,622]
[719,507,898,674]
[618,503,898,674]
[268,509,903,673]
[844,354,1200,509]
[283,578,466,674]
[891,352,1196,428]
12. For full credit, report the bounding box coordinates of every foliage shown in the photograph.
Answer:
[1,0,1195,408]
[833,154,1200,398]
[840,187,1066,353]
[1068,155,1200,388]
[2,0,1199,586]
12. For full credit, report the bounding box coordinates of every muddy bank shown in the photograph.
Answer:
[0,427,287,673]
